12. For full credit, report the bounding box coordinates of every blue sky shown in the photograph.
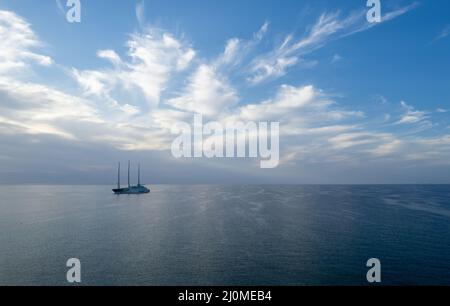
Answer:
[0,0,450,184]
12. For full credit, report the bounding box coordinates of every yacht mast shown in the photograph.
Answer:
[128,160,131,188]
[138,163,141,186]
[117,162,121,189]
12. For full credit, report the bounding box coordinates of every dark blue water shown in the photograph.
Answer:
[1,185,450,285]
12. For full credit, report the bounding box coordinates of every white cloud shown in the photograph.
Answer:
[0,10,53,74]
[0,10,180,152]
[0,74,176,151]
[165,22,270,117]
[0,77,99,140]
[136,1,146,28]
[217,38,241,66]
[236,85,327,121]
[369,139,403,157]
[214,22,270,71]
[166,64,238,117]
[72,28,196,108]
[396,101,430,125]
[97,50,122,66]
[255,21,269,40]
[234,84,364,127]
[71,68,112,97]
[248,56,299,84]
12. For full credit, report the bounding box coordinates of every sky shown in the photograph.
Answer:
[0,0,449,184]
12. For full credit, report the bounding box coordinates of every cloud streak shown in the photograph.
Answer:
[247,3,418,84]
[433,25,450,42]
[0,10,53,74]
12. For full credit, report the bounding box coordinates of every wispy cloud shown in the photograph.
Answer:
[55,0,65,17]
[135,0,146,28]
[433,25,450,42]
[396,101,430,125]
[331,53,342,63]
[373,94,388,105]
[0,10,53,74]
[215,21,269,70]
[247,3,418,84]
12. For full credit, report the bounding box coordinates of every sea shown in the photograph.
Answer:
[0,185,449,285]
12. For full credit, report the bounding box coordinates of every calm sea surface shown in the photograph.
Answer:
[1,185,450,285]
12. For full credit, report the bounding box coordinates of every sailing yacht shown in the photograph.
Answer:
[112,161,150,194]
